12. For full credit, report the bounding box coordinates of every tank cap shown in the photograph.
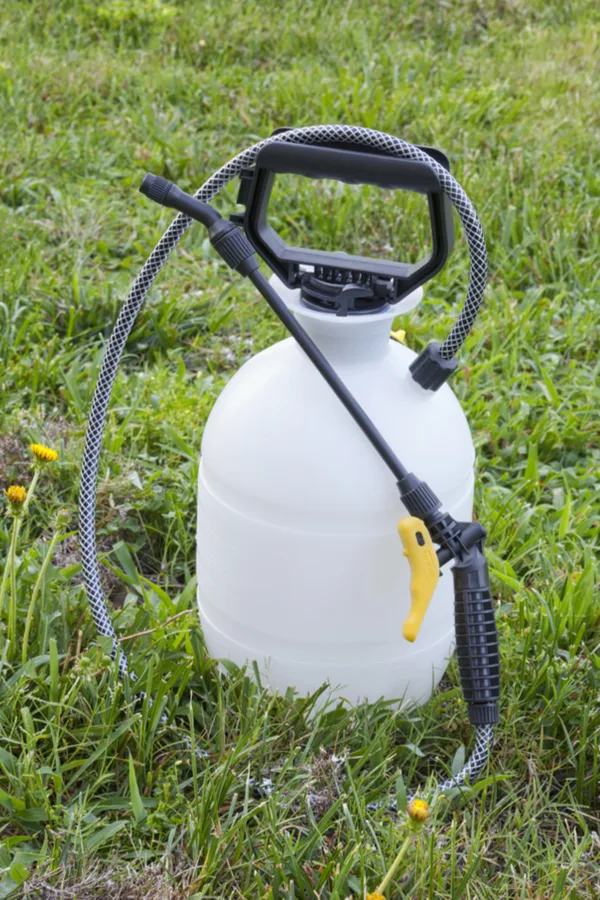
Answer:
[300,274,390,317]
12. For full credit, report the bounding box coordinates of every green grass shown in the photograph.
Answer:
[1,0,599,896]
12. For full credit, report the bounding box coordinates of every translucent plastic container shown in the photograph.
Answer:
[197,280,474,706]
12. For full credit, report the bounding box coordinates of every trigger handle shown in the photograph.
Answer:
[398,516,440,642]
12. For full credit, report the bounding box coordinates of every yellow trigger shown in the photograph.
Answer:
[398,516,440,643]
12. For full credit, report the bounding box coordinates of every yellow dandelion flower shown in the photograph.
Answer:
[30,443,59,463]
[407,797,429,823]
[367,894,386,900]
[5,485,27,505]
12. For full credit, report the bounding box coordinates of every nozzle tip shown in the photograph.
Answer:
[139,173,173,206]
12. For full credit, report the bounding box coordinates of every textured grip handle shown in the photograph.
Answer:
[256,142,442,193]
[453,550,500,725]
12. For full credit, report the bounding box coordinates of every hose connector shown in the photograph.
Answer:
[409,342,458,391]
[208,220,260,276]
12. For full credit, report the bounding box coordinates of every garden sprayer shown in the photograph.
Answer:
[79,126,500,803]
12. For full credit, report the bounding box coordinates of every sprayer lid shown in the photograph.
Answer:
[270,275,423,324]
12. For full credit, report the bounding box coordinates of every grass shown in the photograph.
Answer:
[0,0,599,896]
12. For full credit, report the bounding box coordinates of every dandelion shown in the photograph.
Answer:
[55,507,70,526]
[21,442,58,515]
[30,443,59,463]
[407,797,429,824]
[1,440,58,658]
[367,797,431,897]
[1,486,28,653]
[5,485,27,506]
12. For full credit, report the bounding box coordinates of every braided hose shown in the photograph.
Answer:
[79,125,493,800]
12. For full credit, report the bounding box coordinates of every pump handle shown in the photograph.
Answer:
[235,140,455,305]
[256,142,443,194]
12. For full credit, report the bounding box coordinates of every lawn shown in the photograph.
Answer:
[0,0,599,897]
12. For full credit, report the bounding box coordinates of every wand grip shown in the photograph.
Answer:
[453,547,500,725]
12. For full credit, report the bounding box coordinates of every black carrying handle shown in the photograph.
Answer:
[236,140,455,304]
[256,142,442,194]
[453,545,500,726]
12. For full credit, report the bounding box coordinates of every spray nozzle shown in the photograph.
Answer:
[139,173,174,205]
[139,173,221,228]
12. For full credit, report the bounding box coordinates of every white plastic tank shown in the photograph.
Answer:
[197,277,475,706]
